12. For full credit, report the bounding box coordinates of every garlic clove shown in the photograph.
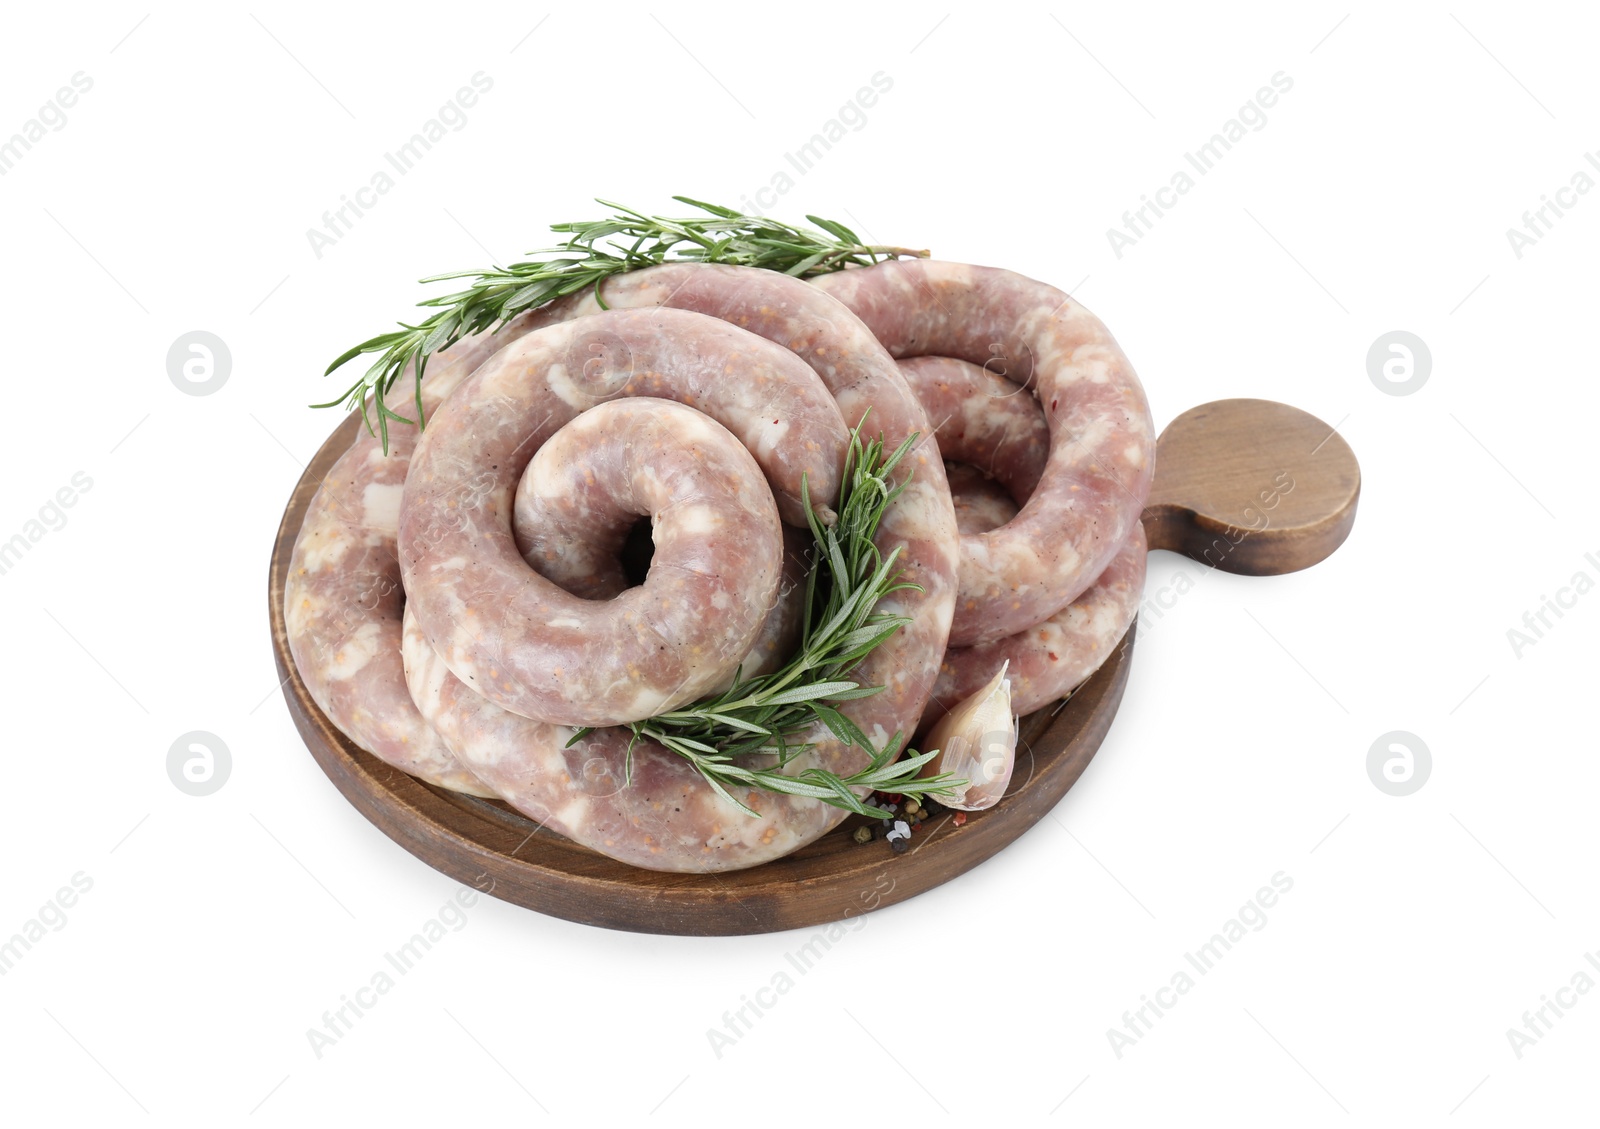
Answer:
[918,662,1017,811]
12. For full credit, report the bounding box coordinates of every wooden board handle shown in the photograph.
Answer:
[1141,398,1359,576]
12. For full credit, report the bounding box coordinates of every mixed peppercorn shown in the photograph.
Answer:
[852,792,969,852]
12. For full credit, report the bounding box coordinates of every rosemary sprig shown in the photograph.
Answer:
[320,197,928,452]
[571,424,967,818]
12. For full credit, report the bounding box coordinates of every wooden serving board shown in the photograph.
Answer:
[268,398,1358,935]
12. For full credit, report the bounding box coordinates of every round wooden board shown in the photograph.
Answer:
[269,396,1358,935]
[268,412,1134,936]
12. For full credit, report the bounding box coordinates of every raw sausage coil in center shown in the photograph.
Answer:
[399,305,851,727]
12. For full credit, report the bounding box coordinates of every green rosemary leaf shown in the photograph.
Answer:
[697,713,772,736]
[755,680,862,708]
[814,684,886,703]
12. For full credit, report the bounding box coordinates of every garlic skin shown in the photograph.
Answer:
[918,662,1017,811]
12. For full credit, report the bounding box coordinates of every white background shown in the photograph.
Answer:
[1,1,1595,1124]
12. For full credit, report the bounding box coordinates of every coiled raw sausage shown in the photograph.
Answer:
[813,261,1154,647]
[399,306,850,726]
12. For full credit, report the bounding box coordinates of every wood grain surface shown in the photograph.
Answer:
[1142,398,1360,575]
